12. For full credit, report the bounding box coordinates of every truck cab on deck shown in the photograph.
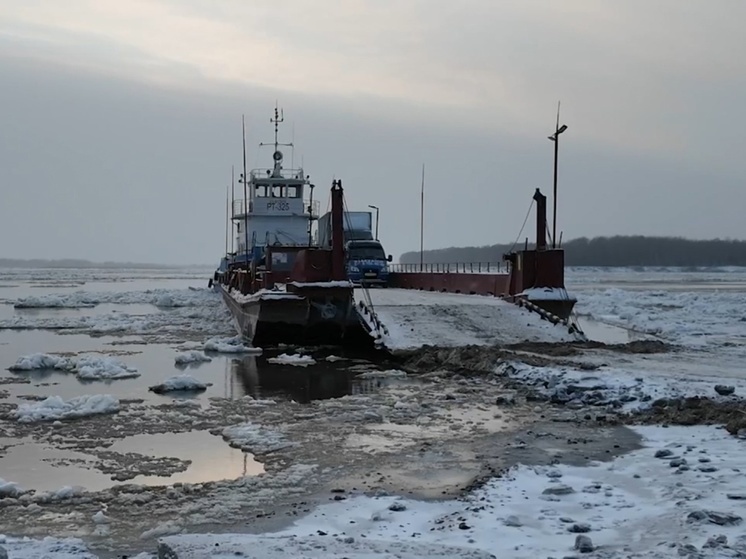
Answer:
[346,240,392,287]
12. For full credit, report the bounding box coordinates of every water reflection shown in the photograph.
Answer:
[228,356,400,403]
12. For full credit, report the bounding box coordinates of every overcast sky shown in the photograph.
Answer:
[0,1,744,264]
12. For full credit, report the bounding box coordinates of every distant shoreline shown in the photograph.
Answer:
[400,236,746,268]
[0,259,211,269]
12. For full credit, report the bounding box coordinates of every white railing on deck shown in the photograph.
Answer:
[249,168,306,181]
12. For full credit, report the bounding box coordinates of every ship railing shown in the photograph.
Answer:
[232,198,320,218]
[388,262,509,274]
[249,167,306,181]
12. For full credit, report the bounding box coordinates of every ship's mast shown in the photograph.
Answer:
[260,104,294,176]
[271,105,283,153]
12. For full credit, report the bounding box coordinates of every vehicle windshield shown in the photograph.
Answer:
[348,245,386,260]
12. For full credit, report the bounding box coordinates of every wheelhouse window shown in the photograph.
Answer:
[255,184,269,197]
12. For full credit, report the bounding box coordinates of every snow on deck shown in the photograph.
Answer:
[357,288,577,350]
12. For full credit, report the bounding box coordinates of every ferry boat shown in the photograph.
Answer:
[213,109,364,347]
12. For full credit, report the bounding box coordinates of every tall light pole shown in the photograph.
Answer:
[547,102,567,249]
[368,205,380,240]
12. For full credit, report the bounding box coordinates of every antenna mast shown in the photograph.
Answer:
[548,101,567,250]
[225,185,229,257]
[419,163,425,272]
[242,115,250,270]
[259,105,293,162]
[271,105,284,153]
[230,166,235,254]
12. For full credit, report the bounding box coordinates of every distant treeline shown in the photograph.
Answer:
[0,258,181,269]
[399,236,746,267]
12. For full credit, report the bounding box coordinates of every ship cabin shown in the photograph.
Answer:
[231,149,320,278]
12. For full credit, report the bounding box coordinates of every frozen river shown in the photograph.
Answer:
[0,265,745,558]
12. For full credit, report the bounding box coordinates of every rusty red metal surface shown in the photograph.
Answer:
[388,187,575,319]
[289,248,333,283]
[388,272,510,296]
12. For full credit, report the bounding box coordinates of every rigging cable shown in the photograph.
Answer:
[508,198,536,253]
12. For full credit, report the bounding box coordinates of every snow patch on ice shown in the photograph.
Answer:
[162,425,746,559]
[140,520,183,540]
[0,536,98,558]
[267,353,316,366]
[222,422,295,455]
[160,534,493,558]
[499,360,746,412]
[13,394,120,423]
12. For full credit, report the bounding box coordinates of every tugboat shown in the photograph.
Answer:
[214,108,363,347]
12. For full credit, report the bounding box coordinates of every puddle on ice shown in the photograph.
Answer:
[0,431,261,493]
[108,431,264,485]
[227,356,415,403]
[347,408,510,454]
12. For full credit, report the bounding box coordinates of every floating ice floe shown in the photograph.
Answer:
[356,369,408,379]
[75,355,140,380]
[8,353,73,371]
[149,375,211,394]
[13,294,96,309]
[174,351,212,365]
[13,394,120,423]
[8,353,139,381]
[0,478,24,498]
[221,422,295,454]
[203,336,260,353]
[267,353,316,366]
